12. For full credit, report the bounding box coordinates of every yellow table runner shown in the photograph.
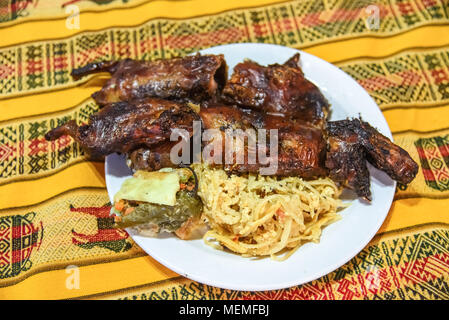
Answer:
[0,0,448,300]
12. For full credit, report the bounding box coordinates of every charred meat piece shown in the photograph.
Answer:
[199,105,256,172]
[45,98,200,156]
[332,119,418,185]
[72,54,227,106]
[199,105,328,178]
[326,119,419,198]
[127,104,328,178]
[126,105,252,173]
[325,125,371,200]
[222,53,329,126]
[127,142,179,171]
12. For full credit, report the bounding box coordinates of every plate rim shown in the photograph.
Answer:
[105,42,396,291]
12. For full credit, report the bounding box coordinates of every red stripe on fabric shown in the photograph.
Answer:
[72,229,128,243]
[400,252,449,284]
[0,64,15,79]
[0,8,10,16]
[300,12,322,28]
[53,56,68,71]
[397,2,415,15]
[164,27,245,49]
[19,141,25,157]
[438,142,449,158]
[422,0,438,8]
[75,44,111,65]
[273,17,295,33]
[415,147,437,181]
[430,69,449,84]
[253,22,269,38]
[28,138,49,156]
[26,60,44,75]
[357,70,422,91]
[116,42,131,59]
[70,205,111,218]
[10,225,39,240]
[240,252,449,300]
[416,144,427,159]
[422,168,437,182]
[0,141,16,162]
[300,5,389,27]
[2,2,32,16]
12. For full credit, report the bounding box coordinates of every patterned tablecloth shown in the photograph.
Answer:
[0,0,448,300]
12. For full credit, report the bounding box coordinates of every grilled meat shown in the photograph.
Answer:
[325,123,372,200]
[327,119,418,185]
[45,98,200,156]
[46,52,419,200]
[222,53,329,127]
[72,54,227,106]
[127,142,179,171]
[118,105,417,196]
[199,105,328,178]
[124,104,327,178]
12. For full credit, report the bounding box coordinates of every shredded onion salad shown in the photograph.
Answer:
[193,164,347,261]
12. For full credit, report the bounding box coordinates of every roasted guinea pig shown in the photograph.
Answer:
[45,98,200,156]
[124,113,418,199]
[117,101,417,195]
[71,54,227,106]
[222,53,329,127]
[123,104,327,179]
[46,50,419,201]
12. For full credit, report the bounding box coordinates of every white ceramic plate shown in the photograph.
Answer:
[105,43,395,291]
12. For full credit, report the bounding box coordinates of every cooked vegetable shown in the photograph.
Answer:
[114,170,181,206]
[114,190,203,231]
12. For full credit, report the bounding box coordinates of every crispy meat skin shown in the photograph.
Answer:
[326,119,418,198]
[60,51,418,199]
[126,105,327,178]
[222,53,329,126]
[125,106,251,173]
[125,109,417,191]
[72,54,227,106]
[127,143,178,171]
[325,126,371,200]
[327,119,418,184]
[199,105,328,178]
[127,106,255,172]
[45,98,200,156]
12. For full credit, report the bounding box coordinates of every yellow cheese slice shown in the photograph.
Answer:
[114,170,180,206]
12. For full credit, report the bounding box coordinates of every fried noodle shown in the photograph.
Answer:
[193,164,346,261]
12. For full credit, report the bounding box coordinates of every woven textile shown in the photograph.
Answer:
[0,0,448,300]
